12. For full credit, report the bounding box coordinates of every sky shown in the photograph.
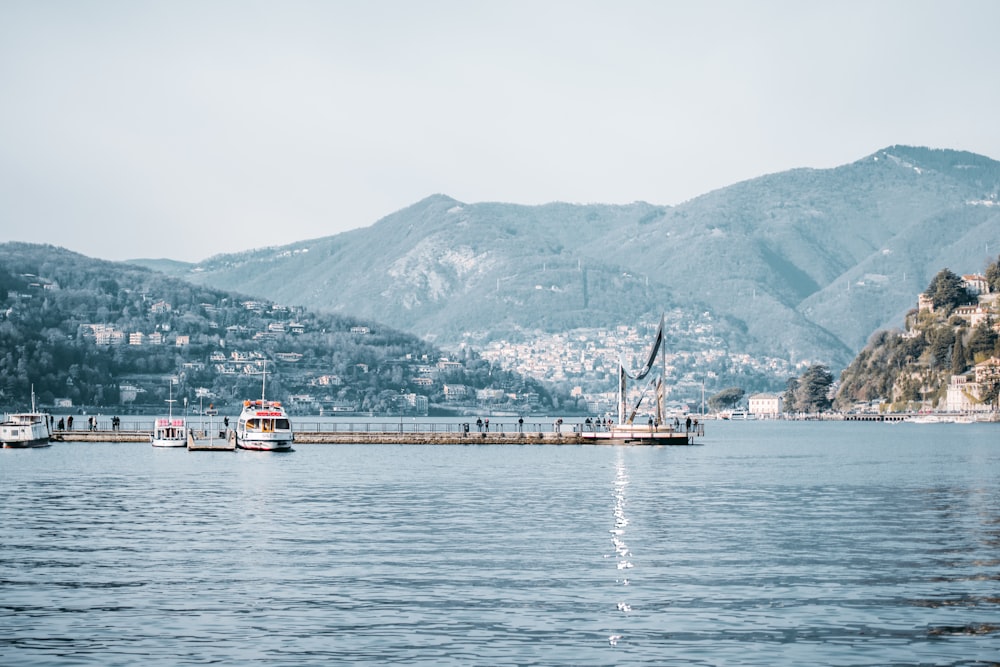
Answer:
[2,0,999,263]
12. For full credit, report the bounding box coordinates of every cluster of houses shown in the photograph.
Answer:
[479,316,795,417]
[933,273,1000,414]
[915,273,996,325]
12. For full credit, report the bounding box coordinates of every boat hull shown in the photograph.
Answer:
[151,438,187,448]
[235,436,293,451]
[1,434,52,448]
[1,414,53,448]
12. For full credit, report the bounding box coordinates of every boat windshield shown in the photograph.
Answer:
[244,418,290,432]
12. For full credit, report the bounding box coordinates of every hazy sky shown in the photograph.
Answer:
[2,1,999,262]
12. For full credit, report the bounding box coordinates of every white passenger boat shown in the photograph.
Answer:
[151,385,186,447]
[234,362,293,451]
[234,399,294,451]
[1,387,53,448]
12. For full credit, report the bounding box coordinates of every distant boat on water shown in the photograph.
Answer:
[1,386,53,448]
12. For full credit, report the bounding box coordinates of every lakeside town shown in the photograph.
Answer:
[3,254,999,422]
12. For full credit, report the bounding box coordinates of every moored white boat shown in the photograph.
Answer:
[151,385,186,447]
[234,361,293,451]
[152,417,187,447]
[234,399,294,451]
[1,387,53,448]
[904,414,951,424]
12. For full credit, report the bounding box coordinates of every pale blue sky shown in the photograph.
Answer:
[2,0,998,262]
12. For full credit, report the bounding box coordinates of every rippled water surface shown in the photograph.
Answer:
[2,421,998,665]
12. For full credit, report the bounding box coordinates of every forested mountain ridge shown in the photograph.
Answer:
[139,146,1000,379]
[0,243,559,414]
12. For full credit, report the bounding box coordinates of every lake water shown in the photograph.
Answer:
[2,421,998,666]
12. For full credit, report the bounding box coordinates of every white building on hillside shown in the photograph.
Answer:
[945,374,994,413]
[962,274,989,295]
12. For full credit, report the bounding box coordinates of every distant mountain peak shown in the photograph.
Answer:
[870,144,999,171]
[135,145,1000,383]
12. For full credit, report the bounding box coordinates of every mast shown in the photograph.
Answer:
[260,359,268,402]
[617,364,626,426]
[165,382,175,420]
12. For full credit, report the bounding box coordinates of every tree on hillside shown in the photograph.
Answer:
[925,268,974,313]
[708,386,745,412]
[985,255,1000,293]
[782,377,799,413]
[951,335,967,374]
[791,364,834,413]
[967,320,999,361]
[925,326,955,368]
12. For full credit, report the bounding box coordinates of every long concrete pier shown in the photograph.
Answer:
[52,428,700,446]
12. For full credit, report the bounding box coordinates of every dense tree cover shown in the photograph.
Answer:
[783,364,834,414]
[0,244,561,414]
[925,268,975,313]
[986,254,1000,293]
[708,387,745,412]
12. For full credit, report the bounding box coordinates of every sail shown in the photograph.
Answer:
[619,315,664,381]
[617,315,666,425]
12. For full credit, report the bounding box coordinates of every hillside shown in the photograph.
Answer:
[135,146,1000,382]
[0,243,560,415]
[835,263,1000,412]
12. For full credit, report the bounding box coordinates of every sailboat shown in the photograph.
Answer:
[151,383,186,447]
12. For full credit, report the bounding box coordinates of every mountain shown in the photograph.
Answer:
[0,243,560,414]
[136,146,1000,378]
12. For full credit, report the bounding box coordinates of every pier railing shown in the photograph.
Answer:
[52,418,705,437]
